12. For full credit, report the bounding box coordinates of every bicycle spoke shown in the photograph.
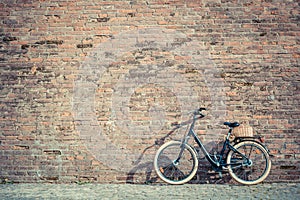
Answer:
[248,145,254,158]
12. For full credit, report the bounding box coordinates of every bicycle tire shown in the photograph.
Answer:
[154,141,198,185]
[227,141,271,185]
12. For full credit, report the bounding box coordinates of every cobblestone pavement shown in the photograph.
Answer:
[0,183,299,200]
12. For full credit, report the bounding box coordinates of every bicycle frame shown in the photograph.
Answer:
[178,115,250,170]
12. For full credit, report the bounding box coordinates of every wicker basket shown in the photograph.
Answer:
[232,124,254,137]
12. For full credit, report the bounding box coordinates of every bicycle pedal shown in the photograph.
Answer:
[218,171,223,178]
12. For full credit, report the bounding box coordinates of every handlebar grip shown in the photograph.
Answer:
[171,122,180,126]
[198,108,206,111]
[193,108,206,117]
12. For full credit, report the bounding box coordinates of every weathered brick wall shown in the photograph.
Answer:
[0,0,299,183]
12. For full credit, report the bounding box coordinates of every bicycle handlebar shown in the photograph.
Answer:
[170,108,206,128]
[193,107,206,117]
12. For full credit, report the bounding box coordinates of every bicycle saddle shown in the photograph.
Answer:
[224,122,240,127]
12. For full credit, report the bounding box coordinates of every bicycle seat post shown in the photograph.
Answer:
[224,122,239,140]
[226,127,233,140]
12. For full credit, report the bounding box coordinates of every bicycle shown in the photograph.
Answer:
[153,108,272,185]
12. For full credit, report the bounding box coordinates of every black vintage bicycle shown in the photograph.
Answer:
[154,108,271,185]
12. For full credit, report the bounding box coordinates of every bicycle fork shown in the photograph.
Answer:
[173,135,191,165]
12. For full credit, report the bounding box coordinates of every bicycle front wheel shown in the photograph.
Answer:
[154,141,198,185]
[227,141,271,185]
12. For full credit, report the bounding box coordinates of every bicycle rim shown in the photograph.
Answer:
[227,141,271,185]
[154,141,198,185]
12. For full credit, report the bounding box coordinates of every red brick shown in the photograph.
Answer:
[0,0,298,184]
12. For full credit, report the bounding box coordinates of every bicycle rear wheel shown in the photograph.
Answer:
[154,141,198,185]
[227,141,271,185]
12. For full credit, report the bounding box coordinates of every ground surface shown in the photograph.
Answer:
[0,183,299,199]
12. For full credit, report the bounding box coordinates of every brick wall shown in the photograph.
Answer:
[0,0,299,183]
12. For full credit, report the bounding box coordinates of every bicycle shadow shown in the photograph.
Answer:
[126,125,177,184]
[126,127,234,184]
